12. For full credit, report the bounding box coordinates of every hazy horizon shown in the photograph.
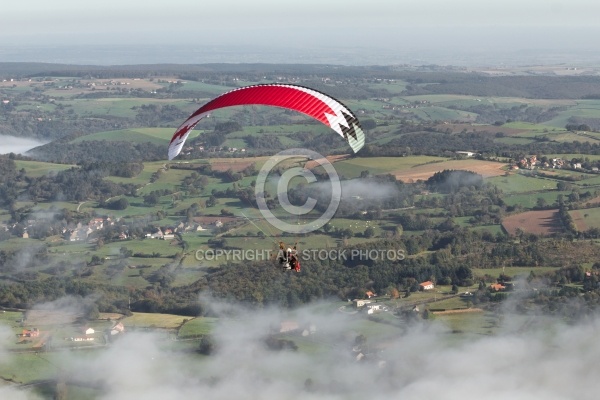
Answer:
[2,1,600,66]
[1,42,599,67]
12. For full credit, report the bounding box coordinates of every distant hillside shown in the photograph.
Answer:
[402,75,600,99]
[69,128,173,146]
[27,137,166,163]
[0,62,374,79]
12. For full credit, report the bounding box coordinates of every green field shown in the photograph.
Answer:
[545,154,600,161]
[494,136,537,145]
[430,296,473,310]
[333,156,448,178]
[63,98,193,118]
[367,80,410,94]
[413,106,474,121]
[549,131,600,143]
[502,121,556,133]
[543,99,600,128]
[472,266,559,279]
[343,315,403,340]
[435,311,497,335]
[0,352,61,385]
[470,224,504,235]
[14,160,75,178]
[0,311,25,339]
[502,191,571,209]
[178,317,219,338]
[172,80,244,95]
[230,124,331,137]
[404,94,484,103]
[488,173,559,193]
[71,128,175,145]
[120,313,190,329]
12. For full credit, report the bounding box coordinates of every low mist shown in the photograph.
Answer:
[0,135,47,155]
[340,179,400,200]
[2,295,600,399]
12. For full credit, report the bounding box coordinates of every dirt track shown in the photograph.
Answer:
[432,308,484,315]
[304,154,350,170]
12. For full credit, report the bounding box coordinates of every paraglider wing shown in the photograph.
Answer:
[168,84,365,160]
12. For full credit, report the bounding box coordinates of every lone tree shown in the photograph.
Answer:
[198,336,216,355]
[106,197,129,210]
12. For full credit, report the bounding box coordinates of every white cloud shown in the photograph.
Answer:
[2,296,600,399]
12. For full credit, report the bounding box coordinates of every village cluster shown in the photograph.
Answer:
[0,215,217,243]
[15,319,125,349]
[512,154,600,172]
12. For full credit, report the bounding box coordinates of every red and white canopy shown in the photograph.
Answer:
[168,83,365,160]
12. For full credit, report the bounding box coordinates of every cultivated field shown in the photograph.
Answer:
[392,159,508,182]
[502,209,564,235]
[209,159,255,172]
[330,156,448,178]
[569,207,600,231]
[304,154,350,169]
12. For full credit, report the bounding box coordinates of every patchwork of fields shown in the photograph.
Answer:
[7,63,600,399]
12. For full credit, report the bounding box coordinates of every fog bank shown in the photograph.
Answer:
[2,298,599,399]
[0,136,47,155]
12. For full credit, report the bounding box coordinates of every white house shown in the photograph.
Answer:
[419,281,435,291]
[88,218,103,230]
[301,324,317,337]
[110,322,125,335]
[279,321,299,333]
[366,304,383,314]
[84,327,95,335]
[72,337,94,342]
[353,299,373,308]
[69,228,88,242]
[149,229,164,239]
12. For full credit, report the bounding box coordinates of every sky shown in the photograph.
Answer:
[2,0,600,64]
